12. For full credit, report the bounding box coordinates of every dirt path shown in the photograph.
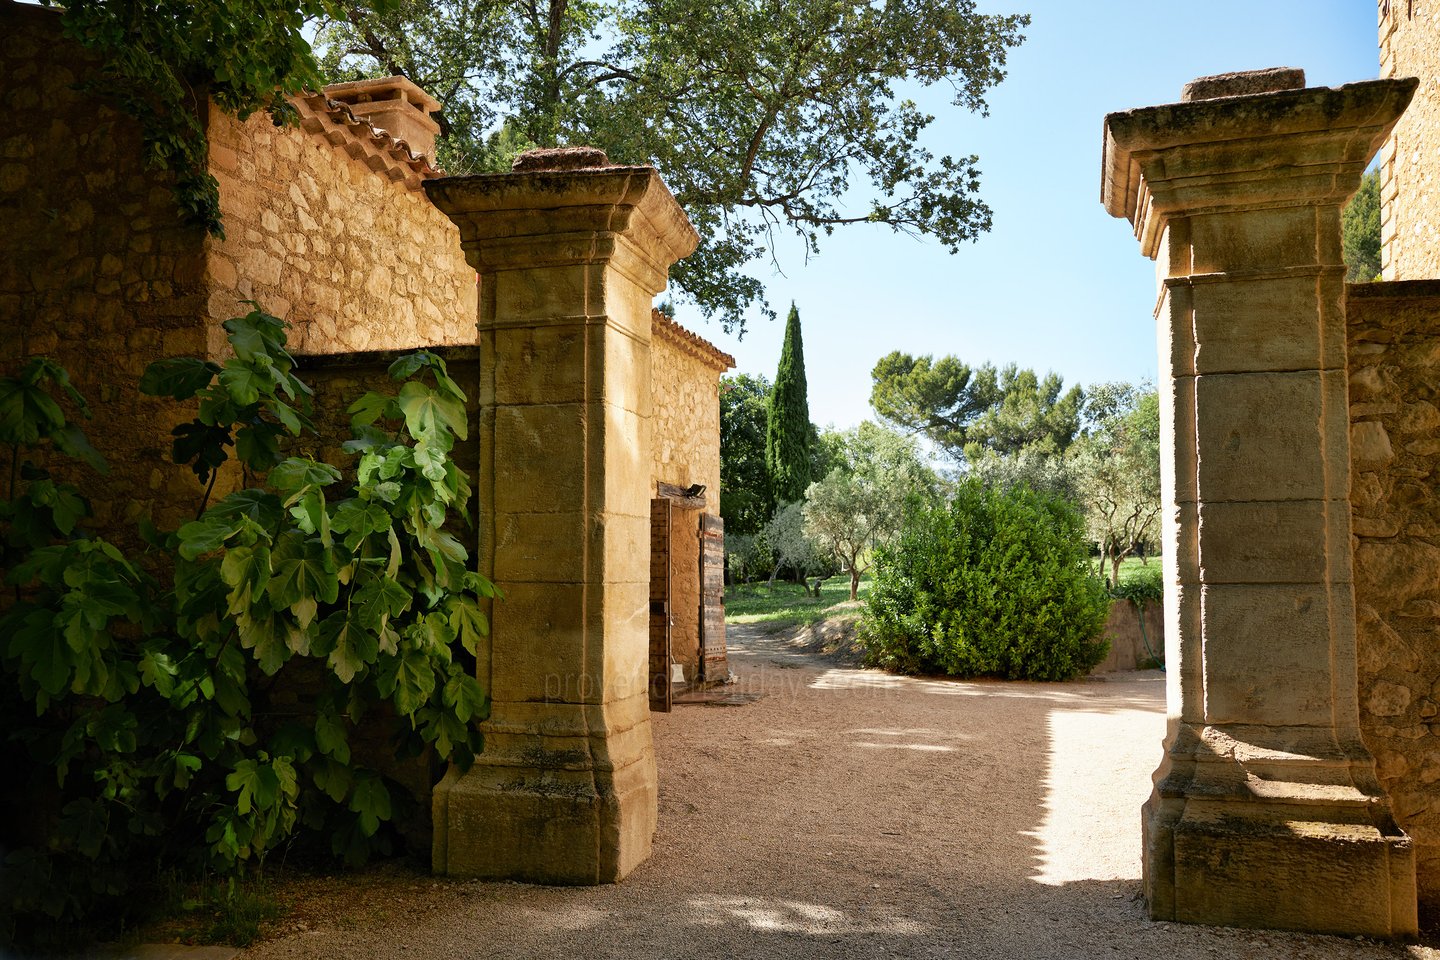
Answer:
[240,622,1434,960]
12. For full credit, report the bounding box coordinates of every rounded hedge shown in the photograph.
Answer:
[861,479,1110,680]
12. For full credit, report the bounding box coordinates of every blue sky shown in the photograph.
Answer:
[672,0,1382,430]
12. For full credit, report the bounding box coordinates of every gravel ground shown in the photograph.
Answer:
[239,624,1438,960]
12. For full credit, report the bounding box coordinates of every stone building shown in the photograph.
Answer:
[649,309,734,700]
[1379,0,1440,278]
[1,0,731,873]
[0,0,475,534]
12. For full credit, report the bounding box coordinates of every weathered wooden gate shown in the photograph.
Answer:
[648,498,672,712]
[698,514,727,682]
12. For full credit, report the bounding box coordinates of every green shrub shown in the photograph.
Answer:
[861,479,1110,680]
[1112,563,1163,606]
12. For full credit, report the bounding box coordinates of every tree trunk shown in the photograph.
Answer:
[849,566,860,602]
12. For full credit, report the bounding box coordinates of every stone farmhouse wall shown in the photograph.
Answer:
[650,308,731,513]
[1348,280,1440,907]
[1379,0,1440,279]
[649,309,732,678]
[0,2,212,532]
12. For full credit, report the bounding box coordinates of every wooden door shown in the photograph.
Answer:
[698,514,728,682]
[648,498,672,711]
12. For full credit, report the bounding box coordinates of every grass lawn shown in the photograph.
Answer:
[1107,554,1162,584]
[725,574,873,626]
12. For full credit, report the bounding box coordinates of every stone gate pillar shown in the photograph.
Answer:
[1102,70,1419,937]
[424,148,697,883]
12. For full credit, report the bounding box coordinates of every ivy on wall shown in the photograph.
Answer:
[41,0,390,236]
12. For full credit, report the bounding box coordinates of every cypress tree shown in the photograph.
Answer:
[766,302,813,504]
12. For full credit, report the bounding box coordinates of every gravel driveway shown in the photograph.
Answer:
[239,623,1437,960]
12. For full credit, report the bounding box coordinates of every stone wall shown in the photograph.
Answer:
[649,310,731,682]
[205,99,476,356]
[1347,280,1440,908]
[1093,599,1165,674]
[649,309,731,513]
[0,3,480,534]
[1379,0,1440,280]
[0,2,211,533]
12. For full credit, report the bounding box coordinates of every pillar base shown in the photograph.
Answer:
[431,706,657,885]
[1143,724,1417,938]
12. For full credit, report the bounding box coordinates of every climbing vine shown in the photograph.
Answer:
[0,306,492,940]
[40,0,378,237]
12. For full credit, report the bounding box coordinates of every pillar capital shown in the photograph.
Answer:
[425,167,698,294]
[1102,78,1416,258]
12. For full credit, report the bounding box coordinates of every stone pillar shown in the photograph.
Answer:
[424,148,698,884]
[1102,70,1420,937]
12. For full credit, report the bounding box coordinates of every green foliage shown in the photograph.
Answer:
[1068,383,1160,587]
[963,366,1083,462]
[315,0,518,173]
[42,0,379,237]
[861,479,1110,680]
[870,352,986,454]
[1112,563,1162,606]
[0,308,493,943]
[1343,168,1382,283]
[766,304,813,505]
[761,501,835,588]
[803,422,938,601]
[719,373,773,536]
[313,0,1030,332]
[966,443,1076,503]
[723,531,769,586]
[870,353,1083,465]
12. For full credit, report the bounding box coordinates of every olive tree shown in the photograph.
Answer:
[803,422,937,601]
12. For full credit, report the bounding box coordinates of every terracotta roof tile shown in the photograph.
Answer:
[294,92,443,192]
[652,308,735,371]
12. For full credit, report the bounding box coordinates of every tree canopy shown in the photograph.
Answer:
[803,421,937,600]
[1342,168,1381,283]
[869,352,1083,465]
[314,0,1030,332]
[1069,382,1161,586]
[719,372,772,537]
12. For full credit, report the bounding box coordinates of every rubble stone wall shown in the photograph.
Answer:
[0,3,211,532]
[1093,600,1165,674]
[1379,2,1440,280]
[205,105,477,357]
[1347,280,1440,907]
[650,312,727,513]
